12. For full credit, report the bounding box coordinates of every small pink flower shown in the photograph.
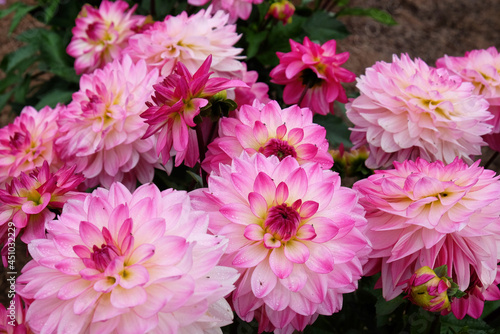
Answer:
[266,0,296,25]
[203,100,333,174]
[142,55,247,167]
[354,158,500,318]
[124,6,244,77]
[56,55,160,190]
[67,0,146,74]
[0,105,61,185]
[191,153,370,333]
[188,0,264,23]
[270,36,355,115]
[17,182,239,333]
[347,54,492,169]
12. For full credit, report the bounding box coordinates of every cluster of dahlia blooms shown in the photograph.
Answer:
[354,158,500,319]
[347,54,493,169]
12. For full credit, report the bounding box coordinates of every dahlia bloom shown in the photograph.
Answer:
[191,153,370,333]
[404,266,451,313]
[67,0,146,74]
[124,6,243,77]
[232,62,271,107]
[0,105,61,184]
[188,0,264,23]
[270,36,355,115]
[347,54,492,169]
[0,161,85,247]
[17,182,239,333]
[203,100,333,174]
[141,55,246,167]
[355,158,500,319]
[56,55,160,190]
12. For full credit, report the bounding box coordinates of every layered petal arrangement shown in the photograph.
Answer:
[232,62,271,107]
[124,6,243,77]
[141,55,247,167]
[0,105,61,184]
[203,100,333,174]
[191,153,370,333]
[270,36,355,115]
[188,0,264,23]
[67,0,146,74]
[56,55,160,190]
[347,54,493,169]
[17,182,239,333]
[354,158,500,318]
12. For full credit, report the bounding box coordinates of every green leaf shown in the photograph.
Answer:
[0,91,14,111]
[244,29,268,59]
[0,73,22,92]
[337,7,397,26]
[313,112,352,147]
[440,313,495,334]
[5,3,38,34]
[3,44,39,73]
[34,89,74,109]
[302,11,350,43]
[40,0,61,24]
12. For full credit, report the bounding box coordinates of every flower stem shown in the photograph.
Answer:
[195,123,208,187]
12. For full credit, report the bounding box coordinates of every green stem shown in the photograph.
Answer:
[195,123,208,187]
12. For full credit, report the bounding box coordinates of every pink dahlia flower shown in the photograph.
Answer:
[191,153,370,333]
[347,54,493,169]
[232,62,271,107]
[124,6,243,77]
[142,55,246,167]
[354,158,500,318]
[0,161,84,247]
[56,55,160,190]
[270,36,355,115]
[67,0,146,74]
[188,0,264,23]
[203,100,333,174]
[0,105,61,185]
[17,182,239,333]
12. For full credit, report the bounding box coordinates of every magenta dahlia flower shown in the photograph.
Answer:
[188,0,264,23]
[354,158,500,318]
[347,54,493,169]
[270,36,355,115]
[142,55,246,167]
[203,100,333,174]
[191,153,370,333]
[56,55,160,190]
[124,6,243,77]
[17,182,239,333]
[0,161,84,251]
[0,104,61,184]
[232,62,271,107]
[67,0,146,74]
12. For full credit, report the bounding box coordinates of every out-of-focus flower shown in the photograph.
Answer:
[0,105,61,185]
[142,55,246,167]
[124,6,243,77]
[355,158,500,318]
[266,0,295,25]
[0,295,31,334]
[188,0,264,23]
[270,36,355,115]
[67,0,146,74]
[347,54,492,169]
[191,153,370,333]
[56,55,160,190]
[17,182,239,333]
[404,266,451,313]
[232,62,271,107]
[0,161,84,251]
[203,100,333,174]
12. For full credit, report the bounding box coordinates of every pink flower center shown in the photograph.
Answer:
[260,138,297,160]
[9,132,28,151]
[264,203,301,241]
[91,243,120,271]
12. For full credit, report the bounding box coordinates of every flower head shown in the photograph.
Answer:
[67,0,146,74]
[141,55,247,167]
[266,0,296,25]
[56,55,160,190]
[404,266,452,312]
[232,62,271,107]
[191,153,370,333]
[347,54,493,169]
[354,158,500,315]
[188,0,264,23]
[17,182,239,333]
[0,105,61,184]
[203,100,333,174]
[270,36,355,115]
[124,6,243,77]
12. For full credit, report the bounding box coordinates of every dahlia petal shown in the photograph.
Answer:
[275,182,289,205]
[284,240,310,264]
[110,285,147,308]
[74,288,102,314]
[79,221,105,248]
[305,243,334,274]
[119,264,149,289]
[244,224,266,241]
[220,203,260,225]
[248,192,270,219]
[284,167,308,200]
[269,247,293,279]
[233,243,269,268]
[253,172,277,204]
[251,261,278,298]
[21,192,51,214]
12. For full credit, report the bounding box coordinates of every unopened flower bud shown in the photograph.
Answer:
[266,0,295,25]
[404,266,452,312]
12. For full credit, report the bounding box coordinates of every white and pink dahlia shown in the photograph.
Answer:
[203,100,333,174]
[67,0,146,74]
[354,158,500,318]
[17,182,239,334]
[191,153,370,333]
[0,104,61,184]
[188,0,264,23]
[124,6,243,77]
[347,54,493,169]
[56,55,160,190]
